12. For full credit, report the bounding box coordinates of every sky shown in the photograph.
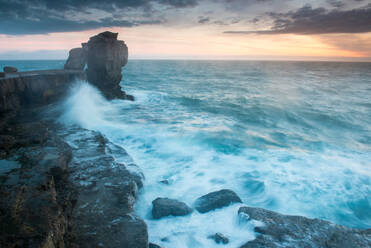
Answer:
[0,0,370,61]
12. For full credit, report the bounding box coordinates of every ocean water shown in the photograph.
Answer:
[4,60,371,247]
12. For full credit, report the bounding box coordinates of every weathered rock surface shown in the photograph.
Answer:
[86,31,132,100]
[208,232,229,244]
[152,197,193,219]
[194,189,242,213]
[3,66,18,73]
[0,121,76,248]
[0,69,86,130]
[238,206,371,248]
[58,127,147,248]
[64,47,87,70]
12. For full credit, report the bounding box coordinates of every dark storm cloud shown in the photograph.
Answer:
[0,0,198,35]
[224,4,371,35]
[326,0,345,8]
[198,17,211,24]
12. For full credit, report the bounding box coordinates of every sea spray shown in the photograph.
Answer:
[57,61,371,247]
[60,81,117,129]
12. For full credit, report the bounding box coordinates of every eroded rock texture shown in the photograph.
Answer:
[152,198,193,219]
[58,127,147,248]
[238,206,371,248]
[194,189,242,213]
[0,69,86,131]
[0,122,76,248]
[86,31,132,100]
[64,48,87,70]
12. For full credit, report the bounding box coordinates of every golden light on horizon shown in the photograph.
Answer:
[1,25,370,61]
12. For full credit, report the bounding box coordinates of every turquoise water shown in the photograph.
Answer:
[0,60,64,71]
[3,60,370,246]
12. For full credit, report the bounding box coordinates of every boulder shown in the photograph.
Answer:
[3,66,18,73]
[238,206,371,248]
[149,243,162,248]
[160,179,169,185]
[86,31,132,100]
[152,198,193,219]
[64,47,86,70]
[194,189,242,213]
[208,233,229,244]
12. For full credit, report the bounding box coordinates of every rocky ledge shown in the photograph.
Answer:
[0,121,75,247]
[0,31,144,247]
[239,206,371,248]
[0,69,86,130]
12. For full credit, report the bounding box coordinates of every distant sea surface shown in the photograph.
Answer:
[3,60,370,247]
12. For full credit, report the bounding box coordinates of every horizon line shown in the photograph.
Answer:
[1,58,371,63]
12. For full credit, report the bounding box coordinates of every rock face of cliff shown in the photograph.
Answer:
[64,31,132,100]
[0,122,76,248]
[86,31,131,100]
[0,70,86,130]
[58,127,147,248]
[64,48,87,70]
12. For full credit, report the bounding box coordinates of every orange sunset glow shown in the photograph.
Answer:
[1,0,370,61]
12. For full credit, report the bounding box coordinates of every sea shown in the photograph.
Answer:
[2,60,371,247]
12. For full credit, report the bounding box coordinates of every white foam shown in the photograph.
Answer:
[59,82,371,247]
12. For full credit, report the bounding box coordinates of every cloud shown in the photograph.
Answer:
[224,4,371,35]
[198,16,210,24]
[0,0,197,35]
[319,33,371,56]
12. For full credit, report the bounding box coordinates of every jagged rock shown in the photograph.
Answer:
[60,128,148,248]
[3,66,17,73]
[0,122,75,248]
[238,206,371,248]
[0,135,16,150]
[0,70,86,117]
[208,233,229,244]
[194,189,242,213]
[152,197,193,219]
[86,31,132,100]
[64,47,87,70]
[119,214,148,248]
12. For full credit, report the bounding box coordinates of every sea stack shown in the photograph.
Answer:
[64,31,133,100]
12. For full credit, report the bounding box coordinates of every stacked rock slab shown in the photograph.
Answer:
[86,31,131,100]
[64,31,133,100]
[64,48,87,70]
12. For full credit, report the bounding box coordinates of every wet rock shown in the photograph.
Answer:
[0,69,86,117]
[0,72,5,77]
[86,31,132,100]
[3,66,18,73]
[118,214,148,248]
[208,232,229,244]
[152,197,193,219]
[0,123,76,248]
[60,128,148,248]
[149,243,163,248]
[64,47,87,70]
[194,189,242,213]
[0,135,16,151]
[160,179,169,185]
[238,206,371,248]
